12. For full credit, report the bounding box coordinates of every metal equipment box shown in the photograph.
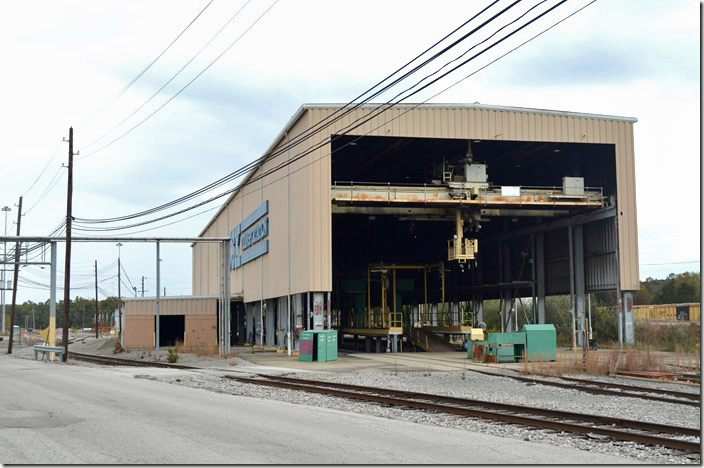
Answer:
[315,331,328,362]
[326,331,338,361]
[485,332,526,362]
[299,331,315,361]
[562,177,584,196]
[465,163,488,183]
[521,324,556,361]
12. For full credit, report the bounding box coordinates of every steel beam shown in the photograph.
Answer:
[535,233,546,324]
[574,225,586,347]
[623,291,634,345]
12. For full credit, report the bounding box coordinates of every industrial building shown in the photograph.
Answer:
[126,103,640,354]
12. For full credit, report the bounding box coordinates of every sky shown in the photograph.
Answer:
[0,0,700,307]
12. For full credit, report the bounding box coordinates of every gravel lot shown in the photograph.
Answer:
[13,337,701,464]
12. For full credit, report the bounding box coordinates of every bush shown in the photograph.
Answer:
[634,323,700,352]
[167,347,180,363]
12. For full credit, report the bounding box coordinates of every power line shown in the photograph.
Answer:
[78,0,279,159]
[78,0,215,128]
[81,0,254,152]
[72,0,522,226]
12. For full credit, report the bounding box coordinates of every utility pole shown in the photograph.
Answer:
[62,127,74,361]
[117,243,122,341]
[141,276,145,297]
[94,260,98,339]
[82,303,86,329]
[7,197,22,354]
[2,205,10,335]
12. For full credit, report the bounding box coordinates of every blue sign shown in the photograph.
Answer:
[230,201,269,270]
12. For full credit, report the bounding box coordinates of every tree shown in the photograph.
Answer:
[652,272,700,304]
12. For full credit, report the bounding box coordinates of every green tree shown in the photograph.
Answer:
[652,272,700,304]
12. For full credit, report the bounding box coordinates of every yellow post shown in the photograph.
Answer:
[381,272,387,328]
[48,317,56,361]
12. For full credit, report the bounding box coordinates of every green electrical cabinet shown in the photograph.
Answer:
[299,331,315,362]
[486,332,526,363]
[299,330,338,362]
[326,331,338,361]
[521,324,556,361]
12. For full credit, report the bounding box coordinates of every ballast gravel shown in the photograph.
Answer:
[144,368,700,465]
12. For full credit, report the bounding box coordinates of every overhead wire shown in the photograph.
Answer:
[73,0,509,221]
[73,0,577,232]
[78,0,215,129]
[81,0,252,152]
[78,0,280,160]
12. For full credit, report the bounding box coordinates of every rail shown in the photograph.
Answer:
[228,375,700,454]
[360,353,701,406]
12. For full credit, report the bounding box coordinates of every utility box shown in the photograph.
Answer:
[562,177,584,196]
[299,330,337,362]
[326,331,338,361]
[315,331,328,362]
[486,331,526,362]
[521,324,557,361]
[465,163,488,183]
[299,331,315,362]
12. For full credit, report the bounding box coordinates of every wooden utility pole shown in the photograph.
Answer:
[94,260,98,339]
[141,276,145,297]
[62,127,74,361]
[7,196,22,354]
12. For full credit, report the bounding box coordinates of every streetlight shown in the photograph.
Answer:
[2,205,10,335]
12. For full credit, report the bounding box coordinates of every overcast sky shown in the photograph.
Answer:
[0,0,699,306]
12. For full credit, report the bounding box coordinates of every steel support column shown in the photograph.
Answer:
[155,241,160,360]
[49,241,57,359]
[574,225,586,347]
[568,226,576,349]
[535,233,546,324]
[623,291,634,345]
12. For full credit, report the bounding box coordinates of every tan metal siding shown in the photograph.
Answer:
[193,104,640,297]
[184,315,217,352]
[123,297,217,316]
[124,316,154,349]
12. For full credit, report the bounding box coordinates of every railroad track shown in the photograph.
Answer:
[228,374,701,454]
[68,352,198,370]
[360,353,701,406]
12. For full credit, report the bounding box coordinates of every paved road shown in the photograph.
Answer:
[0,354,635,464]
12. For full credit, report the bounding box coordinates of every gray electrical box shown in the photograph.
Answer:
[562,177,584,196]
[465,164,488,183]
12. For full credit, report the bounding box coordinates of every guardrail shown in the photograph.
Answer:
[33,344,65,363]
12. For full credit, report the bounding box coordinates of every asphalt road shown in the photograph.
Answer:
[0,354,634,464]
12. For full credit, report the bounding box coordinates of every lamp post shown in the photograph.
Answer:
[2,205,10,335]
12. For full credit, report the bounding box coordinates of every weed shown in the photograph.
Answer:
[167,347,180,363]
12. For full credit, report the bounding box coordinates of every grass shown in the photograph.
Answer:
[521,347,698,377]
